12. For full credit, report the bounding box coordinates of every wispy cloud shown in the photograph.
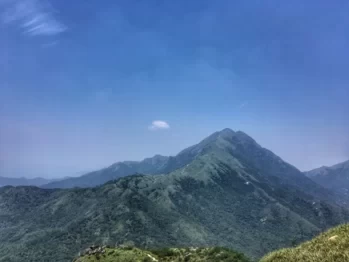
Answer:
[148,120,170,131]
[1,0,66,36]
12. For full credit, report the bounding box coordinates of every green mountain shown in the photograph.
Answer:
[0,129,348,262]
[261,223,349,262]
[305,160,349,197]
[74,246,249,262]
[43,130,233,189]
[43,155,170,188]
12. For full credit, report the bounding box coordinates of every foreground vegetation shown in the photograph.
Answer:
[75,224,349,262]
[74,246,249,262]
[261,224,349,262]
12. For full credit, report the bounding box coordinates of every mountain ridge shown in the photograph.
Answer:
[305,160,349,197]
[43,129,235,189]
[0,176,53,187]
[1,129,348,261]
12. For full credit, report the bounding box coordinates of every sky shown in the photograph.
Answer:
[1,0,348,178]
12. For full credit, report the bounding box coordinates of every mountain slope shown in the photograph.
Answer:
[0,129,348,262]
[43,155,169,188]
[261,224,349,262]
[0,176,52,187]
[305,160,349,196]
[43,131,225,189]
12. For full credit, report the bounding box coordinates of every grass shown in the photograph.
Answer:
[74,246,250,262]
[261,224,349,262]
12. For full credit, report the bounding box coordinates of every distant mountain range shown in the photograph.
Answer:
[43,130,227,189]
[1,128,348,262]
[0,176,52,187]
[305,160,349,196]
[6,136,349,197]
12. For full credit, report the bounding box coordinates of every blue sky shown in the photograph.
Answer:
[1,0,348,178]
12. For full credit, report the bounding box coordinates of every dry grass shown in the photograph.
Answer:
[261,224,349,262]
[74,246,250,262]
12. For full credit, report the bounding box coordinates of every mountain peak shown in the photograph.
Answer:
[142,154,169,165]
[3,128,348,261]
[219,128,235,134]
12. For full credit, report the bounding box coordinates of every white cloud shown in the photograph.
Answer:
[1,0,66,36]
[148,120,170,131]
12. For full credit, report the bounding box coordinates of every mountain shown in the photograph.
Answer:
[74,246,249,262]
[0,129,348,262]
[0,176,52,187]
[261,223,349,262]
[305,160,349,196]
[42,155,169,188]
[43,130,224,189]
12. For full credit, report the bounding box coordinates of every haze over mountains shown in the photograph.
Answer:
[1,129,348,262]
[0,176,52,187]
[3,128,347,195]
[305,160,349,196]
[43,130,238,189]
[42,130,349,196]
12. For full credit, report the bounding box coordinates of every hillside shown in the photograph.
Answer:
[261,224,349,262]
[0,129,348,262]
[74,246,249,262]
[42,155,169,188]
[305,160,349,196]
[43,130,226,189]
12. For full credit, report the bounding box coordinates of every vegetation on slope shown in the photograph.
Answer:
[44,129,226,189]
[43,155,170,188]
[74,246,249,262]
[261,224,349,262]
[1,129,348,262]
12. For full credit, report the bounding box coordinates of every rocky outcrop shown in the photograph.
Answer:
[80,245,107,256]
